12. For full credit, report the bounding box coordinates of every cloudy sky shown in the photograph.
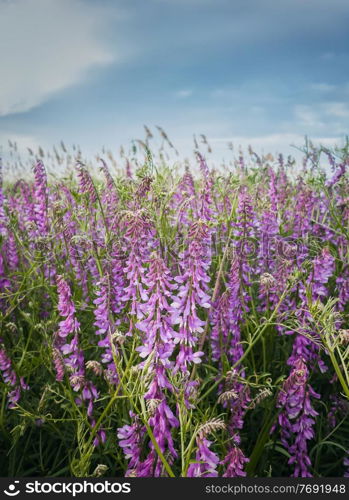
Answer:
[1,0,349,161]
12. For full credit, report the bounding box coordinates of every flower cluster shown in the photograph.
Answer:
[0,345,29,408]
[276,358,320,477]
[1,143,349,478]
[171,222,211,372]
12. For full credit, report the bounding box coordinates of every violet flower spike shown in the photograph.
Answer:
[276,358,320,477]
[187,437,219,477]
[171,222,211,373]
[0,345,29,408]
[222,446,249,477]
[56,275,80,338]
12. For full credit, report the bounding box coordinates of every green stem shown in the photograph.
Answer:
[245,404,278,476]
[328,350,349,399]
[141,403,175,477]
[178,405,186,476]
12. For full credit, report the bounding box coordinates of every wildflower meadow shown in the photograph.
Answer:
[0,138,348,478]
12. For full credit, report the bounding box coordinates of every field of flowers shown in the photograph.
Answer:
[0,139,348,478]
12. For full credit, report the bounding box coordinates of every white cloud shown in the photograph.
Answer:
[294,105,324,128]
[174,89,193,99]
[294,102,349,132]
[310,83,337,92]
[323,101,349,118]
[0,0,114,116]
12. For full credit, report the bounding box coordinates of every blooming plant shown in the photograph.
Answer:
[0,138,348,477]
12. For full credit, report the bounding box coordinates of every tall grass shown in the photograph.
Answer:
[0,139,348,477]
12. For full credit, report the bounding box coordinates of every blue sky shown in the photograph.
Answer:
[1,0,349,162]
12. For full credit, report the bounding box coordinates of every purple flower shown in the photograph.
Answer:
[289,182,315,265]
[183,379,200,409]
[0,253,11,295]
[56,275,80,338]
[327,162,346,187]
[0,345,29,408]
[222,446,249,477]
[136,255,176,363]
[211,258,245,366]
[214,259,250,467]
[76,163,97,203]
[6,232,19,272]
[94,277,111,337]
[336,266,349,311]
[0,347,17,386]
[311,247,335,299]
[59,213,89,300]
[233,188,257,289]
[171,222,211,372]
[13,180,36,238]
[344,452,349,477]
[210,291,231,364]
[218,369,250,451]
[121,210,154,322]
[187,437,220,477]
[134,255,179,475]
[109,246,126,316]
[288,248,334,372]
[258,210,279,280]
[144,399,179,477]
[0,186,8,236]
[56,276,101,444]
[117,412,147,477]
[170,166,197,225]
[52,348,65,382]
[276,358,320,477]
[93,276,118,384]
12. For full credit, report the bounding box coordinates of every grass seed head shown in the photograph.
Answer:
[198,417,226,438]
